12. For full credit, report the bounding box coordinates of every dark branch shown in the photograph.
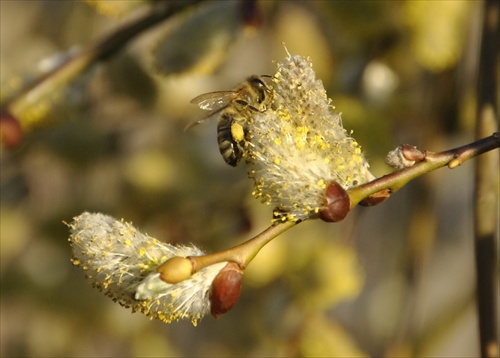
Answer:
[474,0,499,357]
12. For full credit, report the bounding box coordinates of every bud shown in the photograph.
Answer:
[0,111,23,148]
[385,144,425,169]
[157,256,193,284]
[319,181,351,222]
[210,262,243,318]
[359,189,391,207]
[401,144,425,162]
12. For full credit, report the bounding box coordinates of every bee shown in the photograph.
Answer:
[189,75,273,166]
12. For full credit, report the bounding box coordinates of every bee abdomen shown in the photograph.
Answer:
[218,138,240,167]
[217,118,241,167]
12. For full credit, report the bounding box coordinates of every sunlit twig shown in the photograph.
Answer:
[348,133,499,207]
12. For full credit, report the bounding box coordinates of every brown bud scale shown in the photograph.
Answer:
[401,144,425,162]
[359,189,391,207]
[210,262,243,318]
[319,181,351,222]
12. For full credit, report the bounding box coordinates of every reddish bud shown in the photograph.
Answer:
[0,111,23,148]
[401,144,425,162]
[210,262,243,318]
[359,189,391,206]
[240,0,263,32]
[319,181,351,222]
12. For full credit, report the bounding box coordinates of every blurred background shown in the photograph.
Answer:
[0,1,490,356]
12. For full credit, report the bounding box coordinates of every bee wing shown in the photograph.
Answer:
[186,91,238,131]
[190,91,238,111]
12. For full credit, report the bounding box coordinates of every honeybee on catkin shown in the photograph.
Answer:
[189,76,274,166]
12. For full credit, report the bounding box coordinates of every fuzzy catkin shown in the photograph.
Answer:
[68,212,226,325]
[245,53,375,222]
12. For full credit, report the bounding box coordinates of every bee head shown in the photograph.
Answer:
[246,76,273,112]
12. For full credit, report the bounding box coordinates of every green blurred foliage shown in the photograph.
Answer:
[1,0,486,356]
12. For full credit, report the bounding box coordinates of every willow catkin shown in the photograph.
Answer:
[245,52,375,222]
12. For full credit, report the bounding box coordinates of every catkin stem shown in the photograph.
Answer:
[190,220,297,272]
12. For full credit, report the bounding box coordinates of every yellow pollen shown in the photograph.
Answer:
[231,123,245,142]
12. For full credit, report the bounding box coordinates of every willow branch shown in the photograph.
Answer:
[2,1,201,130]
[348,132,500,207]
[188,132,499,274]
